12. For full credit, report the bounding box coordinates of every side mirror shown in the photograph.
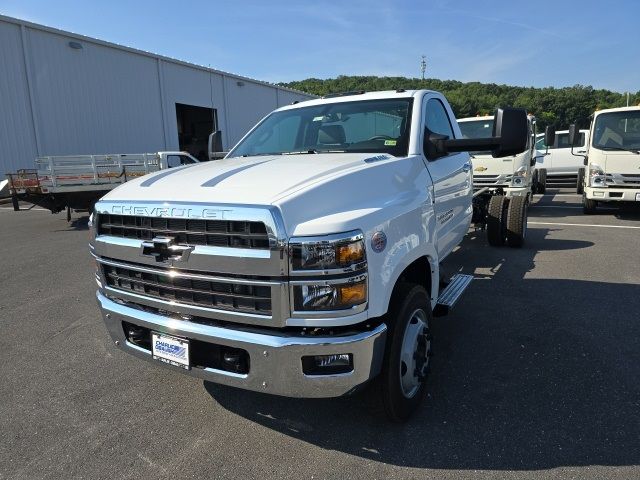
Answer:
[426,108,528,159]
[491,108,528,157]
[208,131,224,160]
[568,124,580,147]
[544,126,556,150]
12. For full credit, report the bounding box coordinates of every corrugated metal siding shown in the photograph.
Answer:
[26,28,165,157]
[160,61,227,150]
[0,22,38,173]
[224,78,280,145]
[0,15,314,174]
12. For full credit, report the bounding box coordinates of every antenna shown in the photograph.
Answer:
[420,55,427,80]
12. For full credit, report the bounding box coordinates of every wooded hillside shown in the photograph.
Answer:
[280,76,638,131]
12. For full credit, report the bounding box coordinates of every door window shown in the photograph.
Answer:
[425,99,454,138]
[166,155,181,168]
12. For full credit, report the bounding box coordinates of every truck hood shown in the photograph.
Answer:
[101,153,387,205]
[100,152,429,237]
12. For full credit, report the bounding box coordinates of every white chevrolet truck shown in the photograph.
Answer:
[457,114,543,246]
[90,90,527,421]
[574,106,640,213]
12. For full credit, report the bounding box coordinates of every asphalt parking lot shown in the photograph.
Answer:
[1,191,639,480]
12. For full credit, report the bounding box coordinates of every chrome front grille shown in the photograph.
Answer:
[473,174,512,187]
[98,213,270,249]
[102,261,272,315]
[609,174,640,186]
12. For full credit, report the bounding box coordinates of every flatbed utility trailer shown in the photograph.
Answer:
[6,151,198,219]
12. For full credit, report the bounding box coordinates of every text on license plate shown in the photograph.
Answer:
[151,332,190,370]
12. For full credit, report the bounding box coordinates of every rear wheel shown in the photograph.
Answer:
[487,195,508,246]
[577,168,585,194]
[583,195,597,214]
[378,283,432,422]
[506,196,527,248]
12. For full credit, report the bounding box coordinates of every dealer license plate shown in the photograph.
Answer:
[151,332,190,370]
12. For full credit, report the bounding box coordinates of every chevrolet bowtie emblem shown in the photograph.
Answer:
[141,236,193,263]
[474,166,488,172]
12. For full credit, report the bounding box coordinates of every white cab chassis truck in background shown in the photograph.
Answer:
[572,106,640,214]
[6,151,199,219]
[534,129,590,189]
[458,114,543,247]
[90,90,527,421]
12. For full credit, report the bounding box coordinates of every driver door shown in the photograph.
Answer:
[422,96,473,259]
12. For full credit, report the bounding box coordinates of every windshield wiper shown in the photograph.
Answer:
[281,149,348,155]
[598,146,640,154]
[240,152,283,157]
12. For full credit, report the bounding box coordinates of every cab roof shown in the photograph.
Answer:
[275,89,434,112]
[594,105,640,116]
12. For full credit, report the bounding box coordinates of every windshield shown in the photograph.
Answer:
[593,110,640,150]
[458,119,495,156]
[458,119,494,139]
[228,98,413,158]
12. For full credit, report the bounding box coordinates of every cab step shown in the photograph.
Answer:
[433,273,474,317]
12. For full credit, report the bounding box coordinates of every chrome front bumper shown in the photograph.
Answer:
[97,291,386,398]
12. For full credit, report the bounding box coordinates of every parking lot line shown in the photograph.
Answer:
[529,221,640,229]
[0,207,49,212]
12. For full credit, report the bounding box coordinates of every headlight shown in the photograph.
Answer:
[293,275,367,311]
[290,231,366,273]
[589,164,605,186]
[511,166,527,187]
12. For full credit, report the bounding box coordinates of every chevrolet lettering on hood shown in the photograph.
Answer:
[110,205,231,219]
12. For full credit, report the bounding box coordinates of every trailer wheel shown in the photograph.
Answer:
[506,196,527,248]
[577,168,585,194]
[583,195,597,214]
[487,195,508,246]
[11,194,19,211]
[378,283,432,422]
[536,169,547,194]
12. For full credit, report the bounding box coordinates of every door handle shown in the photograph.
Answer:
[462,162,472,172]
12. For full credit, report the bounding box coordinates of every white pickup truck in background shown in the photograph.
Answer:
[90,89,528,421]
[6,151,199,219]
[535,129,590,188]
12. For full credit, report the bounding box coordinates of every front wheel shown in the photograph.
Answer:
[576,168,585,194]
[583,195,597,214]
[378,283,432,422]
[506,196,527,247]
[536,169,547,194]
[487,195,508,246]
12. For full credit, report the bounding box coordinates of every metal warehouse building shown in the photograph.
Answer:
[0,14,314,173]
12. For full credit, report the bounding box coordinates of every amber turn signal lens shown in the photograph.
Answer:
[336,241,365,267]
[339,281,367,306]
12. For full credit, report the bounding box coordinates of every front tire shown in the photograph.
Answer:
[379,283,432,422]
[577,168,585,194]
[487,195,508,246]
[506,196,527,247]
[583,195,597,214]
[536,169,547,194]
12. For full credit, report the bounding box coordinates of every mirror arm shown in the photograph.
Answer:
[443,137,500,153]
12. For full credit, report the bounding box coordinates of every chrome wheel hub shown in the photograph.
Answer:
[399,308,431,398]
